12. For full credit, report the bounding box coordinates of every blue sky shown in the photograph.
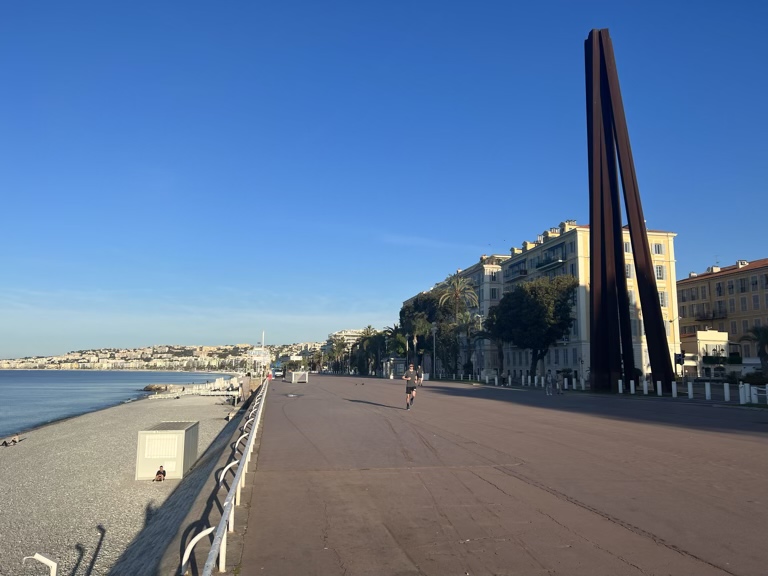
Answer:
[1,1,766,358]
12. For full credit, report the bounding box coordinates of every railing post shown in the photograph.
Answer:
[219,530,227,572]
[656,381,662,396]
[629,379,635,394]
[671,381,677,398]
[751,386,759,404]
[494,376,498,386]
[687,381,693,399]
[564,378,568,390]
[723,383,730,402]
[705,382,712,401]
[739,383,746,404]
[618,379,623,394]
[643,379,648,395]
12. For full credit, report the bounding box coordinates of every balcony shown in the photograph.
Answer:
[695,310,728,321]
[508,268,528,280]
[536,258,565,271]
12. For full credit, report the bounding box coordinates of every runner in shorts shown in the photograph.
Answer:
[402,363,418,410]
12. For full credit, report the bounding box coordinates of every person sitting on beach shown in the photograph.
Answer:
[153,466,166,482]
[2,434,19,447]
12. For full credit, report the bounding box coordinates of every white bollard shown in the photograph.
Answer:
[723,383,730,402]
[630,379,635,394]
[739,383,746,404]
[528,375,532,386]
[656,381,662,396]
[745,383,752,402]
[618,379,624,394]
[672,381,677,398]
[581,377,586,391]
[643,379,648,395]
[751,387,759,404]
[687,381,693,399]
[495,376,498,387]
[485,376,489,385]
[564,378,568,390]
[453,374,456,380]
[705,382,711,400]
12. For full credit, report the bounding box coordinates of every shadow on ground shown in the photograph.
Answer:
[420,382,768,435]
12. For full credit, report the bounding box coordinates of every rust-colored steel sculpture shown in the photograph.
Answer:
[585,29,674,392]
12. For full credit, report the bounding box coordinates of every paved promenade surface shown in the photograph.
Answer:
[238,375,767,576]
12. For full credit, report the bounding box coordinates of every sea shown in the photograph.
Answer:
[0,370,226,438]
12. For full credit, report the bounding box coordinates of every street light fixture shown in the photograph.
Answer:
[431,322,438,378]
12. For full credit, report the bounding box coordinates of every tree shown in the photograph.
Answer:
[437,272,479,372]
[493,275,578,379]
[740,326,768,376]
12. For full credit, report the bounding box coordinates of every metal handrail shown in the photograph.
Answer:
[179,378,269,575]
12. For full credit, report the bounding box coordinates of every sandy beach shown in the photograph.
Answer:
[0,394,235,576]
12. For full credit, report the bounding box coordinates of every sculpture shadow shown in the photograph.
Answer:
[424,383,768,435]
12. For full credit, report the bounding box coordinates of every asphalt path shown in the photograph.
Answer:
[238,375,767,576]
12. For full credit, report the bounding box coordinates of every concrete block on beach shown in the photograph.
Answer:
[0,395,233,576]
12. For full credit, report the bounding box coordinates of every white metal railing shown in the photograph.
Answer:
[179,378,269,575]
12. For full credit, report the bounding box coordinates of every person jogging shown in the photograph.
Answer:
[402,363,418,410]
[416,365,424,387]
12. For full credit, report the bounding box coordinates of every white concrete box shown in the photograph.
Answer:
[135,421,199,480]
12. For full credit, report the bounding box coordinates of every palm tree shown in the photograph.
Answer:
[437,272,479,372]
[740,326,768,376]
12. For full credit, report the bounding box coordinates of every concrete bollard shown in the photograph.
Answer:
[630,379,635,394]
[672,381,677,398]
[643,379,648,395]
[564,378,569,390]
[687,381,693,399]
[705,382,711,400]
[739,383,746,404]
[580,377,586,391]
[618,379,624,394]
[745,383,752,402]
[495,376,499,387]
[656,381,662,396]
[751,387,759,404]
[485,376,489,385]
[528,375,532,386]
[724,383,730,402]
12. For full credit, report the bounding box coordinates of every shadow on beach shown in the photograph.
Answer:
[107,414,242,576]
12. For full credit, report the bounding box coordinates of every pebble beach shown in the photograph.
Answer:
[0,394,235,576]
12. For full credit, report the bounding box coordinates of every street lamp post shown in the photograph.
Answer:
[431,322,438,378]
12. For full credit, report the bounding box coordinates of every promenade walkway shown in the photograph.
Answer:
[234,374,767,576]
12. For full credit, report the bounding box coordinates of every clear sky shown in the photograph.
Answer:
[1,1,766,358]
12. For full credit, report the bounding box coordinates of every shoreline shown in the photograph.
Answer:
[0,393,236,575]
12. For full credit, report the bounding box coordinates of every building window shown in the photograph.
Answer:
[572,319,579,338]
[491,288,498,299]
[741,297,748,312]
[718,322,725,332]
[653,243,664,255]
[690,287,698,300]
[743,344,751,358]
[753,295,760,310]
[624,241,631,253]
[655,265,665,281]
[659,291,668,307]
[628,291,636,306]
[554,348,559,365]
[729,299,736,313]
[626,264,633,278]
[570,263,576,276]
[701,285,707,299]
[755,319,762,328]
[715,300,726,313]
[763,274,768,289]
[730,321,737,335]
[742,320,749,333]
[728,280,734,295]
[679,304,686,318]
[490,271,497,281]
[572,348,577,365]
[739,278,748,293]
[715,282,723,296]
[570,241,575,254]
[751,275,758,291]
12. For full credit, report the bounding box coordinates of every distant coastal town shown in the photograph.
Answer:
[0,341,325,371]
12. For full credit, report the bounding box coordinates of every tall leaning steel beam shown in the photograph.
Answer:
[586,29,672,392]
[598,29,674,389]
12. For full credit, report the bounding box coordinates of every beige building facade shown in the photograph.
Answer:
[676,258,768,365]
[501,220,679,381]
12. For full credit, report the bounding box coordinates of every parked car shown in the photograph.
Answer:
[273,369,283,377]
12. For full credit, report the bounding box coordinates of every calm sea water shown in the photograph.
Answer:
[0,370,225,437]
